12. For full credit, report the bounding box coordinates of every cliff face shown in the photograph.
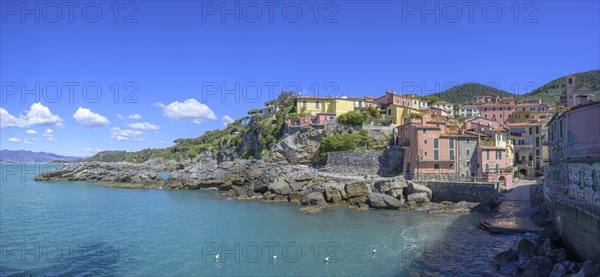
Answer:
[268,125,394,165]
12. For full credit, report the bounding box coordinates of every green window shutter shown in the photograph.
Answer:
[434,150,439,160]
[434,138,439,148]
[486,150,490,159]
[449,150,455,160]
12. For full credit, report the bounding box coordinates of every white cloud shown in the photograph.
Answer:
[127,122,159,131]
[128,114,142,120]
[157,140,164,144]
[73,107,111,127]
[44,128,56,141]
[23,138,37,144]
[110,127,144,141]
[25,103,64,128]
[155,99,216,124]
[222,115,234,127]
[8,137,20,143]
[1,108,27,128]
[25,129,37,134]
[1,103,63,128]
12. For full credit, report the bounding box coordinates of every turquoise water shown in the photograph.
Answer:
[0,164,524,276]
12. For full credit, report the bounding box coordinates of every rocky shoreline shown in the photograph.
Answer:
[489,185,600,277]
[35,160,484,213]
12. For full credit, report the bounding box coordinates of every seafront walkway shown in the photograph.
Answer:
[479,180,544,234]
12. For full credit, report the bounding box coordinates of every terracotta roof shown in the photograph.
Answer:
[433,101,452,105]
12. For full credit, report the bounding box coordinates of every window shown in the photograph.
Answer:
[434,138,439,148]
[388,109,392,115]
[536,149,540,155]
[466,148,471,155]
[449,138,454,149]
[536,126,540,134]
[493,107,496,111]
[496,164,500,172]
[484,107,488,111]
[434,150,439,160]
[358,101,363,108]
[485,163,489,173]
[423,128,427,134]
[536,137,540,147]
[424,139,428,144]
[500,114,503,119]
[499,107,503,111]
[449,163,454,169]
[593,170,599,190]
[486,150,490,159]
[302,101,307,107]
[316,101,320,108]
[466,138,470,143]
[396,99,399,104]
[496,150,501,159]
[424,151,428,157]
[529,128,533,135]
[414,100,417,105]
[579,170,586,188]
[569,78,573,84]
[449,149,455,160]
[434,164,440,169]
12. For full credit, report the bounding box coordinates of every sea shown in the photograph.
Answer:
[0,164,528,276]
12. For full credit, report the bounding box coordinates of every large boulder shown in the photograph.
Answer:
[545,248,567,264]
[406,181,432,199]
[495,249,518,262]
[368,193,403,209]
[521,256,553,277]
[301,192,326,206]
[549,263,565,277]
[268,181,292,195]
[324,184,345,203]
[407,192,430,203]
[345,182,370,198]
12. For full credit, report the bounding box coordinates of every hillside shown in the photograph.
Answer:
[429,83,514,104]
[522,69,600,107]
[0,150,80,163]
[80,92,297,163]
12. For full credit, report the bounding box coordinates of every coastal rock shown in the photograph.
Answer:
[518,238,536,259]
[288,191,309,204]
[545,248,567,264]
[536,238,552,256]
[301,192,326,206]
[522,256,553,277]
[268,181,292,196]
[345,182,370,198]
[368,193,403,209]
[495,249,519,262]
[324,184,345,203]
[549,263,566,277]
[346,196,368,206]
[407,192,430,203]
[406,181,433,199]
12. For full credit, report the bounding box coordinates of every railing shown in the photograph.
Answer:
[405,173,488,183]
[569,141,600,158]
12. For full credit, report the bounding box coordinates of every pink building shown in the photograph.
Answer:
[476,146,513,189]
[287,115,311,126]
[375,91,428,110]
[477,103,515,122]
[429,107,448,116]
[315,113,337,125]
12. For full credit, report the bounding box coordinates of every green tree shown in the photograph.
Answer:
[337,111,368,125]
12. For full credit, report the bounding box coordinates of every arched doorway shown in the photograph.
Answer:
[498,176,507,190]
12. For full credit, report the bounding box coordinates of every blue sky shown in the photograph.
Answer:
[1,1,599,156]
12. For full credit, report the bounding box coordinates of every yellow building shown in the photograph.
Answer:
[383,105,422,125]
[511,111,552,123]
[296,96,332,115]
[296,97,367,116]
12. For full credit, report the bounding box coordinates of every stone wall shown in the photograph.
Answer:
[324,146,403,176]
[416,181,499,204]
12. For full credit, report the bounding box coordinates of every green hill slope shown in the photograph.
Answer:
[522,69,600,107]
[429,83,514,104]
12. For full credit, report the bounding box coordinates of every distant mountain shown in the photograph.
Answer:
[428,83,514,104]
[0,150,81,163]
[522,69,600,107]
